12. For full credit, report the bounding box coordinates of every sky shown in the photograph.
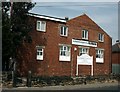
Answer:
[29,2,119,45]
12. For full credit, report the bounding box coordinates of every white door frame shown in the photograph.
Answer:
[76,54,93,76]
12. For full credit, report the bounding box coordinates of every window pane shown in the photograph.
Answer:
[60,46,63,50]
[60,27,63,35]
[85,30,87,38]
[37,21,40,30]
[37,52,39,55]
[82,31,84,38]
[67,47,70,51]
[61,51,66,56]
[40,52,43,55]
[41,21,45,31]
[64,46,67,50]
[64,29,66,35]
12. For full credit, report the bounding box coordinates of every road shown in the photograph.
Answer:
[1,82,120,92]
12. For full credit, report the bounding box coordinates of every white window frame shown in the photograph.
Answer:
[36,20,46,32]
[98,33,104,42]
[59,45,71,61]
[36,46,45,60]
[96,48,104,63]
[60,26,68,37]
[79,47,89,56]
[82,29,88,40]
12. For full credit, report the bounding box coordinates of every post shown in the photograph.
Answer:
[76,63,78,76]
[12,62,16,87]
[27,71,32,87]
[91,56,93,76]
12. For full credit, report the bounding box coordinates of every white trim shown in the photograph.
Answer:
[59,56,71,61]
[96,58,104,63]
[28,13,66,23]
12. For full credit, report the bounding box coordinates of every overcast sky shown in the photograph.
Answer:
[29,2,118,45]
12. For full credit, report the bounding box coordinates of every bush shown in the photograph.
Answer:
[31,76,73,86]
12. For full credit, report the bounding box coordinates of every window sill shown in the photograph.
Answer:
[96,58,104,63]
[59,56,70,61]
[98,40,104,43]
[37,57,43,60]
[37,30,46,32]
[60,35,68,37]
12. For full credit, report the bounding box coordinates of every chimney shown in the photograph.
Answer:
[116,40,119,43]
[65,17,69,21]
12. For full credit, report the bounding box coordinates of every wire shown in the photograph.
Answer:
[34,3,117,7]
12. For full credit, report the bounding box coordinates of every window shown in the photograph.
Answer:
[59,45,71,61]
[98,33,104,42]
[36,21,46,32]
[36,46,44,60]
[60,26,68,36]
[96,49,104,63]
[82,29,88,39]
[79,47,89,56]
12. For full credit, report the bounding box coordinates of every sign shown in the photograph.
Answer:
[77,54,93,65]
[72,39,97,47]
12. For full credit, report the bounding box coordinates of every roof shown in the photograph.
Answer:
[28,13,67,23]
[68,14,112,38]
[112,42,120,52]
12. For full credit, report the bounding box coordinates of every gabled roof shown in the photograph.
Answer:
[28,13,67,23]
[67,14,111,38]
[112,42,120,53]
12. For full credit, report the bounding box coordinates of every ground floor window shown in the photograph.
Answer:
[96,48,104,63]
[36,46,45,60]
[59,45,71,61]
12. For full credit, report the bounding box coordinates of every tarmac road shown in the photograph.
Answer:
[1,82,120,92]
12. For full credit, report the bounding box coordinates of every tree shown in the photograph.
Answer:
[2,2,35,71]
[2,2,12,71]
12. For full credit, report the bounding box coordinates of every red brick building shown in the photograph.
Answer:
[17,13,112,77]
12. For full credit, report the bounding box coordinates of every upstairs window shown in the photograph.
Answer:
[60,26,68,37]
[79,47,89,56]
[98,33,104,42]
[36,21,46,32]
[82,29,88,39]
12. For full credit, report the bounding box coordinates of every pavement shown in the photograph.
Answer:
[1,81,119,91]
